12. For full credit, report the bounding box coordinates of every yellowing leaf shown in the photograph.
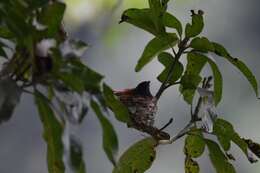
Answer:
[185,156,199,173]
[184,132,205,158]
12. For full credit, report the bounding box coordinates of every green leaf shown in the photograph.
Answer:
[103,84,130,123]
[0,3,30,39]
[0,26,14,38]
[113,138,156,173]
[0,78,22,124]
[185,156,200,173]
[70,136,86,173]
[38,1,66,37]
[120,8,159,36]
[148,0,165,35]
[163,12,183,36]
[206,139,236,173]
[180,52,207,104]
[190,37,214,52]
[184,132,205,158]
[180,74,202,104]
[35,91,65,173]
[185,13,204,38]
[212,42,258,97]
[135,33,179,72]
[58,72,85,93]
[91,100,118,166]
[190,53,223,105]
[213,119,234,151]
[213,118,256,163]
[157,52,184,84]
[66,58,103,92]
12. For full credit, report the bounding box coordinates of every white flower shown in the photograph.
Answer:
[36,39,56,57]
[197,87,218,133]
[32,18,47,31]
[60,39,88,57]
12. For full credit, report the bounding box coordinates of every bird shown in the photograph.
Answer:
[114,81,170,140]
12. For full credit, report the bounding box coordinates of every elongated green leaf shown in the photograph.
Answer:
[185,12,204,38]
[135,33,179,72]
[185,156,200,173]
[67,58,103,92]
[206,139,236,173]
[70,136,86,173]
[212,42,258,97]
[157,52,184,84]
[39,1,66,37]
[191,53,223,105]
[0,2,31,39]
[190,37,214,52]
[58,72,85,93]
[184,132,205,158]
[213,119,233,151]
[103,84,130,123]
[0,26,13,38]
[0,78,22,124]
[180,52,206,104]
[113,138,156,173]
[148,0,165,35]
[91,100,118,166]
[120,8,159,36]
[213,118,257,163]
[163,12,183,37]
[35,91,65,173]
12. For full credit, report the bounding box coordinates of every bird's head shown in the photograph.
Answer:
[134,81,153,97]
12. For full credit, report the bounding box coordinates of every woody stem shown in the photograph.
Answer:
[155,37,189,99]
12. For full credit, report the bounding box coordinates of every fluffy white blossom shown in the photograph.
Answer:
[197,87,218,133]
[32,18,47,30]
[36,39,56,57]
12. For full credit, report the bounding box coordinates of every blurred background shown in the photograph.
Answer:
[0,0,260,172]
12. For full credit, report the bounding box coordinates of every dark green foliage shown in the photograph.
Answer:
[69,136,86,173]
[135,33,179,72]
[0,0,259,173]
[35,91,65,173]
[206,139,236,173]
[212,42,258,97]
[91,100,119,166]
[157,52,183,84]
[180,52,206,104]
[103,84,131,123]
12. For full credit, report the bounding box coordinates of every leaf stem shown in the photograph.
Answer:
[155,38,189,99]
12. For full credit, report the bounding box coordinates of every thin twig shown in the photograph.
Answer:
[155,38,189,99]
[159,118,174,131]
[158,121,193,145]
